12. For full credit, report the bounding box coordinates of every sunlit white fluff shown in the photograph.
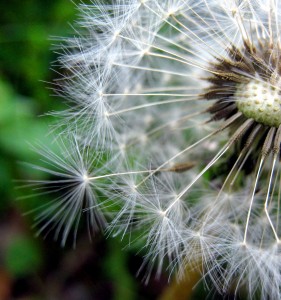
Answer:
[27,0,281,298]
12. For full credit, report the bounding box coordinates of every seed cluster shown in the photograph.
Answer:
[204,40,281,127]
[202,39,281,171]
[236,80,281,127]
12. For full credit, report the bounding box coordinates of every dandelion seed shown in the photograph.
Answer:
[27,0,281,298]
[22,135,108,246]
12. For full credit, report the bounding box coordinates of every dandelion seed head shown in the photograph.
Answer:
[26,0,281,298]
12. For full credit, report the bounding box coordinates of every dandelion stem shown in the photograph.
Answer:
[87,170,152,181]
[243,157,264,244]
[264,153,279,242]
[106,97,198,116]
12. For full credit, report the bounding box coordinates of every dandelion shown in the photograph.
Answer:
[27,0,281,298]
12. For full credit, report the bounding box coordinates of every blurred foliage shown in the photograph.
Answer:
[0,0,74,112]
[5,236,42,277]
